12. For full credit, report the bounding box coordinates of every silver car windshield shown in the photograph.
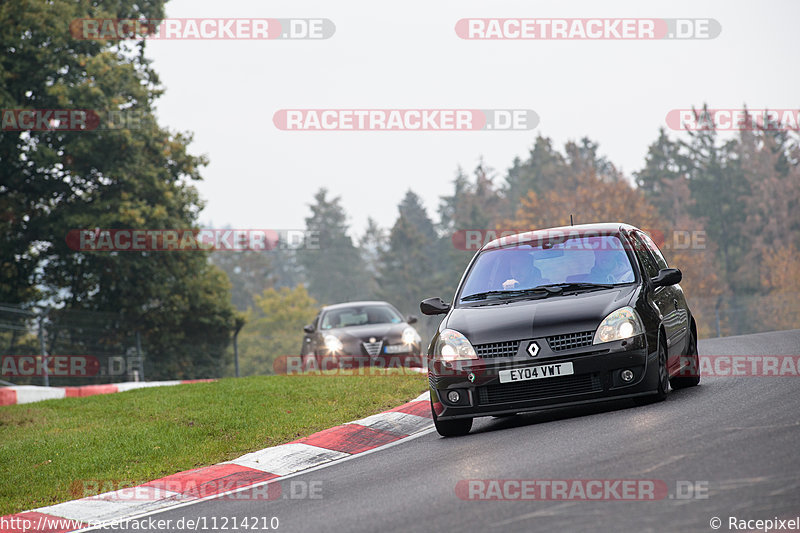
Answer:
[320,305,403,329]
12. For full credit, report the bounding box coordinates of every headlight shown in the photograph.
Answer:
[593,306,644,344]
[324,334,343,353]
[402,327,421,345]
[435,329,478,362]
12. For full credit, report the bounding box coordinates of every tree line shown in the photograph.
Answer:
[219,117,800,375]
[2,1,797,378]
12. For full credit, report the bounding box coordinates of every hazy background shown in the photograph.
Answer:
[3,0,798,381]
[145,0,800,234]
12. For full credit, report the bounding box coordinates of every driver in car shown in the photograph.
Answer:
[502,253,547,290]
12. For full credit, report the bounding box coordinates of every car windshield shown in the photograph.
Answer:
[320,305,403,329]
[459,234,635,303]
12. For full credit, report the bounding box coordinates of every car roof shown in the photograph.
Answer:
[319,300,395,312]
[482,222,637,251]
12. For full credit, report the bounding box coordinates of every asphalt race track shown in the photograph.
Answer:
[103,330,800,533]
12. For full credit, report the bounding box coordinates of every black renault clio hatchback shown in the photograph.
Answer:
[420,223,700,437]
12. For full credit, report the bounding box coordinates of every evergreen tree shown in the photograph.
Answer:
[438,162,503,289]
[503,135,569,215]
[376,191,442,341]
[358,217,387,299]
[683,110,750,291]
[298,189,368,305]
[0,0,238,378]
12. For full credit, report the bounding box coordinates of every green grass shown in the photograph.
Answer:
[0,372,427,515]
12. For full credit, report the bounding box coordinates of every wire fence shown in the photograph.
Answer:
[1,303,147,387]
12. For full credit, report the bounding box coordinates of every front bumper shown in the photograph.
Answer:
[430,334,657,420]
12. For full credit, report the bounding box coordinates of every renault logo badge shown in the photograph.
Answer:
[527,341,540,357]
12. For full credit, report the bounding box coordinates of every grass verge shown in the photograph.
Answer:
[0,371,427,515]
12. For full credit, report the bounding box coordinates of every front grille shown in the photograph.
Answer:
[475,340,519,359]
[362,341,383,356]
[477,373,602,405]
[548,331,594,352]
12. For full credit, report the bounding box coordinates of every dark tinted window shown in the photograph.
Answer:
[639,231,669,270]
[629,232,660,279]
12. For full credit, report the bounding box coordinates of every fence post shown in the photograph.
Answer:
[714,298,722,338]
[233,316,245,378]
[135,331,145,382]
[234,327,240,378]
[38,315,49,387]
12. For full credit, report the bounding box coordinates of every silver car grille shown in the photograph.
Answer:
[363,341,383,356]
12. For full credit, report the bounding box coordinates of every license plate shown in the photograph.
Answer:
[384,344,410,354]
[499,362,574,384]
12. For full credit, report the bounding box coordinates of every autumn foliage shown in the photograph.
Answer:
[505,172,724,338]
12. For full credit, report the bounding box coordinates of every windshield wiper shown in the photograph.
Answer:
[533,282,615,293]
[461,287,560,302]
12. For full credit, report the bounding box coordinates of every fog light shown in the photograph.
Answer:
[447,390,461,403]
[621,369,634,382]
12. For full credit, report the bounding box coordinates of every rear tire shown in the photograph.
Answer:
[670,329,701,389]
[432,403,472,437]
[634,339,669,405]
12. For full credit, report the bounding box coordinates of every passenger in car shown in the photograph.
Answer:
[589,251,635,284]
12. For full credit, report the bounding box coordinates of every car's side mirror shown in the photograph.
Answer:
[406,314,418,324]
[303,324,315,334]
[651,268,682,288]
[420,297,451,316]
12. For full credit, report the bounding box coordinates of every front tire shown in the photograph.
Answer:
[670,329,701,389]
[634,339,669,405]
[432,403,472,437]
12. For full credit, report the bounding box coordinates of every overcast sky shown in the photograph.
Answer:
[144,0,799,236]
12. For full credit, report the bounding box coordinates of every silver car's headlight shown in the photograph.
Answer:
[593,306,644,344]
[402,327,421,345]
[324,334,344,353]
[435,329,478,362]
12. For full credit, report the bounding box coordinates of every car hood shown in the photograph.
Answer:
[444,286,637,345]
[326,323,408,343]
